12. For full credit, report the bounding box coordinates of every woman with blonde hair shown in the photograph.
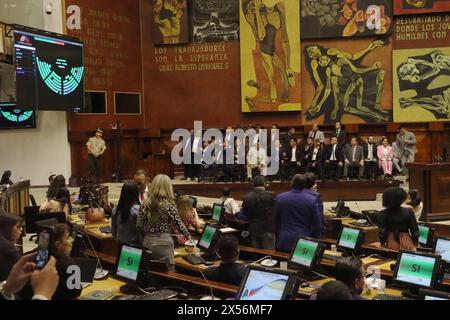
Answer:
[137,174,191,270]
[174,195,202,245]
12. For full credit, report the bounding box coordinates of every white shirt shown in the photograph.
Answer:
[192,136,201,153]
[291,146,297,162]
[247,147,267,165]
[367,143,374,160]
[220,197,241,215]
[330,145,337,161]
[312,147,319,161]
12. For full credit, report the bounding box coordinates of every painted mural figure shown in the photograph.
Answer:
[397,50,450,119]
[242,0,294,104]
[304,40,390,123]
[154,0,186,44]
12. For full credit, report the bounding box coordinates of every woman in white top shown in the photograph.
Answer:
[220,187,240,216]
[404,189,423,221]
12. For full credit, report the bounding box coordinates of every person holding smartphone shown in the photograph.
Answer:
[0,214,24,282]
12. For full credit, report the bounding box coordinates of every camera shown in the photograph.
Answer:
[45,3,53,15]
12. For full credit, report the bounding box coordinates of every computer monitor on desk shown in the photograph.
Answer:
[210,203,224,225]
[418,224,434,248]
[197,224,220,260]
[337,226,364,255]
[393,250,442,297]
[434,237,450,264]
[289,237,325,273]
[236,266,299,301]
[114,244,145,294]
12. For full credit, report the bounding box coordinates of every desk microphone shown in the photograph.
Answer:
[82,226,109,280]
[250,255,278,267]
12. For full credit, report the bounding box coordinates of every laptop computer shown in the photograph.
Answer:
[74,258,98,289]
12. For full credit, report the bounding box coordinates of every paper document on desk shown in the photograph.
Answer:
[219,227,237,234]
[80,290,114,300]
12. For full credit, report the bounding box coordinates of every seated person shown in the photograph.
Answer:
[286,138,303,179]
[246,141,268,180]
[220,188,240,216]
[302,137,314,168]
[363,136,378,180]
[111,181,140,244]
[321,137,344,181]
[377,138,395,181]
[40,175,72,219]
[174,195,202,245]
[305,139,324,179]
[199,140,214,182]
[343,137,364,180]
[51,223,82,300]
[403,189,423,222]
[317,280,352,300]
[203,235,246,286]
[378,187,419,251]
[335,257,366,300]
[0,214,23,282]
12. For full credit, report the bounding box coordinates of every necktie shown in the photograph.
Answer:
[332,146,336,161]
[352,146,356,162]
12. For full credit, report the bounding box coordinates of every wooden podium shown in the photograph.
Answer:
[408,163,450,221]
[0,180,30,216]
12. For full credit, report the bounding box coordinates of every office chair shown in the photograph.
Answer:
[24,206,66,242]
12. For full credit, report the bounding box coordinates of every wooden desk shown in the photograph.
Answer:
[0,180,30,215]
[149,270,238,297]
[408,163,450,221]
[71,217,119,265]
[323,217,379,244]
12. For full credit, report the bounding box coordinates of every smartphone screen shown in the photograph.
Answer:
[35,229,51,269]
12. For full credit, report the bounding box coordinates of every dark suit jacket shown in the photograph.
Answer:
[307,147,324,163]
[242,188,277,235]
[276,189,323,252]
[332,129,347,146]
[344,145,364,162]
[323,144,344,162]
[285,146,303,163]
[363,143,378,160]
[204,263,247,286]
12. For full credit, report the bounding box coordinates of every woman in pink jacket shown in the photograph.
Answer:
[377,137,394,179]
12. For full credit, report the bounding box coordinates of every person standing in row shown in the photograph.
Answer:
[137,174,191,271]
[396,126,417,178]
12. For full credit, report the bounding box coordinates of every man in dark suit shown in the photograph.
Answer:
[302,137,314,167]
[322,137,344,181]
[237,176,277,250]
[183,129,202,181]
[363,136,378,180]
[286,138,304,179]
[332,122,347,147]
[282,127,297,148]
[306,139,324,179]
[276,175,323,253]
[343,137,365,180]
[204,235,246,286]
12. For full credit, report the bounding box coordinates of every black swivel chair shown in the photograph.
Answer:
[29,194,37,207]
[24,206,66,242]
